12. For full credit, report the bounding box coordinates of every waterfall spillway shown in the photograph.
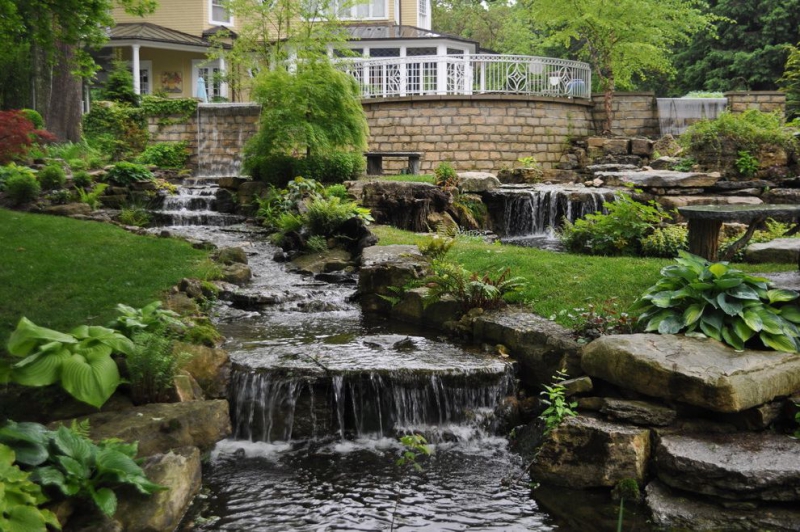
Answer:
[656,97,727,136]
[151,177,245,227]
[499,184,614,239]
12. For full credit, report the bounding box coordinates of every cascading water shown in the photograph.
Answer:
[656,97,727,136]
[151,176,245,227]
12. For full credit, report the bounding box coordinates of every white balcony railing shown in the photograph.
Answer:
[335,54,592,100]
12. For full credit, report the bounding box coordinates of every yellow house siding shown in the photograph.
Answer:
[400,0,418,27]
[112,0,216,36]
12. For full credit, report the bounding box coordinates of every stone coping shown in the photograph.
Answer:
[360,93,594,107]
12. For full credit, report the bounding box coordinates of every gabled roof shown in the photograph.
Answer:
[343,24,478,48]
[109,22,215,48]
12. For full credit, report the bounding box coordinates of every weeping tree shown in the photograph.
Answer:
[779,44,800,121]
[526,0,720,134]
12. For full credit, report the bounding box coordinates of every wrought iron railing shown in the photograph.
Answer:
[335,54,592,100]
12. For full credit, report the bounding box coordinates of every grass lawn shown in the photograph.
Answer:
[0,209,208,347]
[371,225,796,326]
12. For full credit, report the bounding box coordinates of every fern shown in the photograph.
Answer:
[77,183,108,210]
[422,260,525,312]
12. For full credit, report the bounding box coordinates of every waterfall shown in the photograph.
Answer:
[656,98,727,137]
[230,367,516,443]
[150,177,245,227]
[500,185,613,238]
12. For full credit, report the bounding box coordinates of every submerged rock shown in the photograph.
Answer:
[357,245,427,314]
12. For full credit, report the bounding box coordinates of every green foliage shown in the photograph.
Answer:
[46,141,106,171]
[139,96,197,126]
[720,218,797,262]
[135,142,190,169]
[670,157,697,171]
[421,260,525,313]
[181,321,222,347]
[418,235,455,261]
[735,150,760,178]
[681,110,797,156]
[306,235,328,253]
[118,203,152,228]
[45,189,72,205]
[0,420,163,517]
[20,109,44,130]
[793,403,800,439]
[100,61,139,106]
[451,194,488,229]
[104,162,154,186]
[126,332,182,404]
[539,369,578,433]
[631,251,800,351]
[76,184,107,211]
[72,170,93,189]
[0,443,61,532]
[276,212,305,234]
[304,196,370,236]
[434,161,459,188]
[780,43,800,120]
[109,301,184,338]
[3,164,40,205]
[37,164,66,190]
[323,184,348,200]
[683,91,724,98]
[4,318,135,408]
[247,152,365,187]
[559,193,669,256]
[396,434,431,472]
[82,103,148,161]
[640,225,689,258]
[552,299,638,344]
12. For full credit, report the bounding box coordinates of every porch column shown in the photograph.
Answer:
[399,47,407,97]
[132,44,141,95]
[436,44,447,95]
[219,56,228,99]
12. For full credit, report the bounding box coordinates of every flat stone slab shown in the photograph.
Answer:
[595,170,721,188]
[746,238,800,264]
[661,195,763,212]
[581,334,800,413]
[655,432,800,502]
[646,481,800,532]
[530,415,650,488]
[600,398,676,427]
[679,204,800,223]
[358,245,427,314]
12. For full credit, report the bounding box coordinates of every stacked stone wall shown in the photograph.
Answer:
[363,95,594,173]
[724,91,785,115]
[591,92,660,138]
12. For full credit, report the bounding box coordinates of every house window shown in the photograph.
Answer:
[193,59,226,100]
[419,0,426,17]
[338,0,386,19]
[210,0,232,25]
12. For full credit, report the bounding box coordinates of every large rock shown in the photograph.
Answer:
[356,181,451,232]
[530,415,650,488]
[76,400,231,457]
[115,446,201,532]
[175,342,231,399]
[745,238,800,264]
[357,245,427,314]
[646,481,800,532]
[220,263,252,285]
[473,308,581,386]
[41,203,93,217]
[582,334,800,413]
[457,171,501,192]
[662,195,763,213]
[600,398,676,427]
[655,432,800,502]
[595,170,721,188]
[291,248,353,275]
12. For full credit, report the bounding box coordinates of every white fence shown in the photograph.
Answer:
[336,54,592,100]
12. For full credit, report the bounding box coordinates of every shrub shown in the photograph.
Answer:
[417,235,455,260]
[670,157,697,172]
[304,196,372,236]
[735,150,760,178]
[68,158,87,171]
[324,184,349,200]
[72,170,93,189]
[100,61,139,106]
[245,153,296,188]
[631,251,800,351]
[681,109,797,155]
[421,260,525,313]
[0,110,35,164]
[136,141,190,169]
[246,152,364,187]
[77,183,108,210]
[4,166,41,205]
[0,443,61,532]
[83,103,148,161]
[46,189,72,205]
[109,301,184,338]
[126,332,182,404]
[434,161,459,187]
[559,192,669,256]
[37,164,66,190]
[19,109,44,130]
[720,218,796,262]
[640,225,689,258]
[104,162,154,186]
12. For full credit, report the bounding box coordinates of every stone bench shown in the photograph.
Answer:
[365,151,422,176]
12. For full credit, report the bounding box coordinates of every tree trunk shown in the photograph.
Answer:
[603,76,614,135]
[41,42,82,142]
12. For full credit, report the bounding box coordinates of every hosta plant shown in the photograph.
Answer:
[631,251,800,352]
[0,443,61,532]
[3,318,135,408]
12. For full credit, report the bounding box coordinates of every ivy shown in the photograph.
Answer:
[140,96,198,127]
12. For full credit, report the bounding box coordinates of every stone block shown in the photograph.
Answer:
[600,398,676,427]
[745,238,800,264]
[631,138,654,156]
[603,139,631,155]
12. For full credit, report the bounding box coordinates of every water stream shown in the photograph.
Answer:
[156,181,559,530]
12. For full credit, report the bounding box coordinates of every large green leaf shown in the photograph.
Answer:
[0,422,48,467]
[11,345,71,387]
[708,262,729,278]
[71,326,135,356]
[721,327,744,351]
[1,505,54,532]
[727,284,761,301]
[757,309,785,335]
[759,332,798,352]
[741,309,763,332]
[6,317,76,358]
[650,291,674,308]
[700,313,723,341]
[60,352,121,409]
[766,289,800,304]
[53,426,93,464]
[717,293,744,316]
[731,317,756,342]
[779,305,800,324]
[658,315,684,335]
[682,303,705,327]
[645,309,677,332]
[90,486,118,517]
[714,277,743,289]
[96,449,164,495]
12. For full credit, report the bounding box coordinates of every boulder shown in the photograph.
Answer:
[173,372,205,401]
[599,398,676,427]
[654,432,800,502]
[595,170,721,189]
[561,376,593,397]
[764,188,800,204]
[41,203,93,217]
[472,308,582,386]
[530,415,650,488]
[291,248,353,275]
[115,446,202,532]
[602,138,631,155]
[581,334,800,413]
[646,481,800,532]
[652,135,683,157]
[496,167,543,184]
[357,181,451,232]
[745,238,800,264]
[357,245,427,314]
[630,138,654,157]
[76,400,231,457]
[220,263,252,285]
[213,246,248,265]
[176,342,231,399]
[457,171,501,192]
[391,287,461,327]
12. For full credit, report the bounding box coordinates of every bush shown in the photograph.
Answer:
[246,152,364,187]
[46,189,72,205]
[4,166,41,205]
[136,141,190,169]
[83,103,148,161]
[119,203,152,227]
[640,225,689,258]
[631,251,800,351]
[421,260,525,313]
[126,332,182,404]
[77,183,108,210]
[304,196,368,236]
[735,150,760,178]
[19,109,44,130]
[246,153,296,188]
[0,443,60,531]
[0,110,35,164]
[72,170,93,189]
[324,184,349,200]
[559,192,669,256]
[37,164,66,190]
[434,161,459,187]
[101,61,139,106]
[681,110,797,155]
[104,162,154,186]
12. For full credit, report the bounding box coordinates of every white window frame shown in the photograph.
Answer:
[418,0,426,17]
[192,59,228,100]
[337,0,388,20]
[126,60,152,96]
[209,0,234,26]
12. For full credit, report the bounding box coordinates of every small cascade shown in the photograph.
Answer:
[230,366,515,443]
[500,184,614,238]
[657,97,727,136]
[150,177,245,227]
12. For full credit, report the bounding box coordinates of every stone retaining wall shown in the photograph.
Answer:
[591,92,660,138]
[725,91,785,115]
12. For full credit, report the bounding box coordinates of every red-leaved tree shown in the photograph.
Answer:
[0,110,55,164]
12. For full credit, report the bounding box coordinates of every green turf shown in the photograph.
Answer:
[371,225,796,326]
[0,209,207,347]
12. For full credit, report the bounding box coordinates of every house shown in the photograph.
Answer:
[102,0,483,102]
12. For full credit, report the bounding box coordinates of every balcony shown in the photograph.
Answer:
[336,54,592,100]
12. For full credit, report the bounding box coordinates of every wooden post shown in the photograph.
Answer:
[687,218,723,261]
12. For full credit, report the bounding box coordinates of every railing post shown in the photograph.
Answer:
[464,52,473,95]
[400,53,407,97]
[479,59,486,94]
[437,45,447,95]
[363,61,370,98]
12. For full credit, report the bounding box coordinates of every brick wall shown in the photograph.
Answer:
[591,92,659,138]
[724,91,785,116]
[363,95,594,173]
